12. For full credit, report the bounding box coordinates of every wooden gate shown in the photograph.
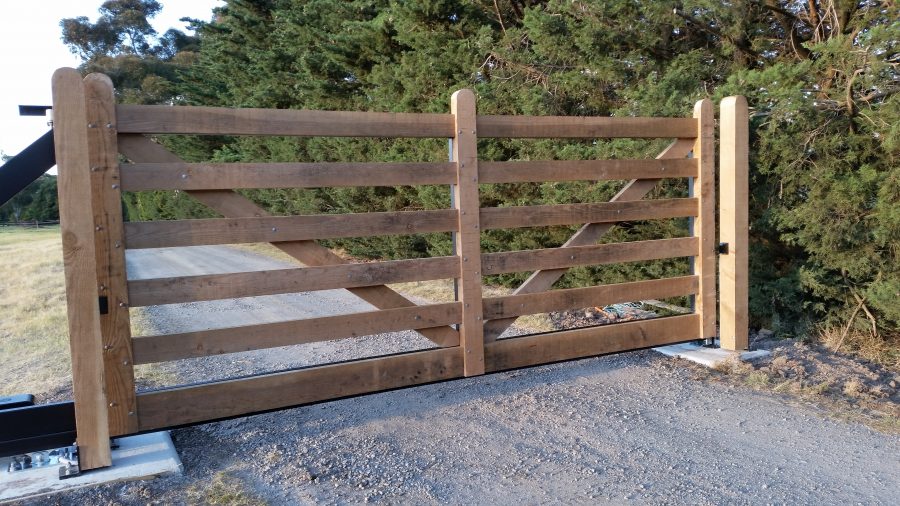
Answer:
[50,68,748,470]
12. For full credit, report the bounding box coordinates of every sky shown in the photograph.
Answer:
[0,0,223,169]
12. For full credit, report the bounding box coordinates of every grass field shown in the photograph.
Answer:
[0,226,72,399]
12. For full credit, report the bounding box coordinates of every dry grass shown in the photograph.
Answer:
[0,227,72,399]
[819,325,900,371]
[0,227,170,399]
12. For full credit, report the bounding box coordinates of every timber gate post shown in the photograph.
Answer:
[693,99,716,342]
[450,90,486,376]
[52,68,113,470]
[719,96,750,351]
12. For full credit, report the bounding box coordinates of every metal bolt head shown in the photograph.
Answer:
[181,174,188,179]
[118,302,127,307]
[88,123,97,128]
[109,402,116,407]
[111,184,119,189]
[105,123,113,129]
[271,227,277,232]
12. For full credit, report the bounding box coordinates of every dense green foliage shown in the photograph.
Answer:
[63,0,898,338]
[0,175,58,223]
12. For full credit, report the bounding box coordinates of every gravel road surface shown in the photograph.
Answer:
[23,246,900,504]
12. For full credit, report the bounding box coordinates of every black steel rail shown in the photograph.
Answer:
[0,401,76,457]
[0,129,55,207]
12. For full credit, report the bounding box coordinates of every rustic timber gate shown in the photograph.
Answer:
[51,68,749,470]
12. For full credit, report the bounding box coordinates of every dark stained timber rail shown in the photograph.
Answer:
[116,105,456,137]
[124,209,459,249]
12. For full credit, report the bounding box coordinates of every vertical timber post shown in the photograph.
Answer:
[719,96,749,351]
[693,99,717,342]
[52,68,112,470]
[450,89,485,376]
[84,74,139,434]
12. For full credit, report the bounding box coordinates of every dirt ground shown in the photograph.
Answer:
[9,245,900,505]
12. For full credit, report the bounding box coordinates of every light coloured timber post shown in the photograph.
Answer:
[84,73,139,434]
[52,68,112,470]
[450,89,485,376]
[719,96,749,350]
[693,99,716,341]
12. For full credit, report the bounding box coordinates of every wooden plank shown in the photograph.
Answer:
[451,89,485,376]
[116,104,455,137]
[135,347,464,430]
[485,314,700,372]
[719,96,749,351]
[83,74,138,437]
[479,158,697,184]
[119,161,457,191]
[482,275,698,320]
[693,99,716,340]
[52,68,111,470]
[132,302,462,364]
[482,138,696,341]
[128,256,459,306]
[124,209,458,249]
[481,237,698,275]
[116,135,460,347]
[477,115,697,138]
[480,198,697,230]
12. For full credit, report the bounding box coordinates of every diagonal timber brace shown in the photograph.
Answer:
[116,134,460,347]
[482,138,696,341]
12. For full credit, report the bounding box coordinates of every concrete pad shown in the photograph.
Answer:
[0,431,181,503]
[654,342,770,368]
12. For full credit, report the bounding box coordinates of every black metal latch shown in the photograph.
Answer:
[98,296,109,315]
[718,242,729,255]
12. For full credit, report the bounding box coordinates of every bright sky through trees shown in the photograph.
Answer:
[0,0,222,167]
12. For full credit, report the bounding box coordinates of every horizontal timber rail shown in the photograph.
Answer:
[482,276,698,319]
[480,198,697,230]
[124,209,459,249]
[52,68,746,471]
[134,314,699,431]
[118,158,697,192]
[128,256,460,306]
[481,237,698,275]
[117,105,456,137]
[120,162,458,191]
[478,158,697,183]
[116,104,697,139]
[132,302,462,364]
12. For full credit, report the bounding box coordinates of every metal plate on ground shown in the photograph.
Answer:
[0,431,182,503]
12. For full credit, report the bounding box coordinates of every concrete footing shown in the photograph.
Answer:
[0,431,181,503]
[654,342,770,368]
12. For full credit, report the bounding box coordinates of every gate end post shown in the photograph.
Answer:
[719,96,749,351]
[52,67,113,469]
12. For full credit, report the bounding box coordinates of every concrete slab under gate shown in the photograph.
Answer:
[654,342,770,368]
[0,431,181,503]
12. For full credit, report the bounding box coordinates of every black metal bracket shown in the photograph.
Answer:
[18,105,52,117]
[718,242,729,255]
[98,296,109,315]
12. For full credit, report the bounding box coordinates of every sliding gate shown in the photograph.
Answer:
[51,68,748,470]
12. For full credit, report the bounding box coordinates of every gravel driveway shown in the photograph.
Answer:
[24,246,900,504]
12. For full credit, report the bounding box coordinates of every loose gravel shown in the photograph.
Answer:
[16,246,900,505]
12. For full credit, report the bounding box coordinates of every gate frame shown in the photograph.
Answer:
[51,68,748,471]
